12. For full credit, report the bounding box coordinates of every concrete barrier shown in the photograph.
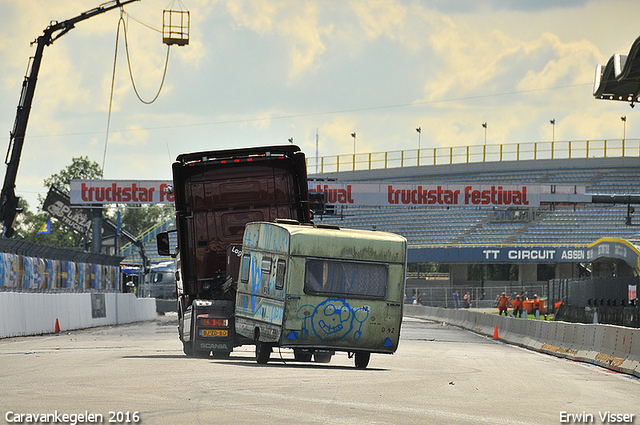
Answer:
[404,305,640,377]
[0,292,156,339]
[628,329,640,378]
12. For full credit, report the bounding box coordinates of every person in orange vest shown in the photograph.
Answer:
[532,294,540,318]
[498,292,509,316]
[512,294,523,318]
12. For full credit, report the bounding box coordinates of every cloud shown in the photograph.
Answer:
[349,0,407,40]
[319,115,358,157]
[223,0,331,79]
[419,13,600,107]
[517,33,601,90]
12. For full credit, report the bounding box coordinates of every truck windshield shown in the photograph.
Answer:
[304,258,387,299]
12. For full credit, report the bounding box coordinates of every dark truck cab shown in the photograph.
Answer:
[157,145,310,357]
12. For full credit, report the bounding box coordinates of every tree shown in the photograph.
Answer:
[42,156,102,194]
[114,204,174,238]
[17,156,173,246]
[17,157,102,247]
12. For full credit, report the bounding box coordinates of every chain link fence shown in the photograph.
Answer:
[406,281,548,309]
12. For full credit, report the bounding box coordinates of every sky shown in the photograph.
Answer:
[1,0,639,210]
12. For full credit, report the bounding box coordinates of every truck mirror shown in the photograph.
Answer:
[157,231,173,257]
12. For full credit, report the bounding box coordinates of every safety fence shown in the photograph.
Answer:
[556,304,640,328]
[0,238,122,292]
[405,283,548,309]
[404,304,640,378]
[307,138,640,174]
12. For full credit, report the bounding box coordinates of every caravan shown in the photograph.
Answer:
[235,220,407,368]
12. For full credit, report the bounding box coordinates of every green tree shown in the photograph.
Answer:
[42,156,102,194]
[114,204,174,238]
[17,156,102,247]
[16,156,173,246]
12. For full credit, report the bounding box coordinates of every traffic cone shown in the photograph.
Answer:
[54,318,61,334]
[493,325,499,340]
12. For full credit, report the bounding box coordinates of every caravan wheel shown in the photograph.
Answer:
[354,352,370,369]
[255,340,272,364]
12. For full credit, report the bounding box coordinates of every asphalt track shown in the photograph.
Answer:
[0,314,638,425]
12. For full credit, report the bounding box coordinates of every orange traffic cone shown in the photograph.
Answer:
[54,318,61,334]
[493,325,499,340]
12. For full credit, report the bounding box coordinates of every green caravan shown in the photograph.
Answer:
[235,220,407,368]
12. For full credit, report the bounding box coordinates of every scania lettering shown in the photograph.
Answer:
[157,146,310,357]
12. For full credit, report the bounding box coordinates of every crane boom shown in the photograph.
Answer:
[0,0,139,237]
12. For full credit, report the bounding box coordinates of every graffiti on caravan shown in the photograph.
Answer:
[308,182,540,207]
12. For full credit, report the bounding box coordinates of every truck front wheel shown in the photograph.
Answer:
[182,341,193,356]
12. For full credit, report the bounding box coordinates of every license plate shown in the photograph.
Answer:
[200,329,228,337]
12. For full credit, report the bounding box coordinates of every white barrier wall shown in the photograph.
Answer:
[0,292,156,339]
[404,305,640,378]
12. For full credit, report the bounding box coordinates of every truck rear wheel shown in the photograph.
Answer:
[354,352,370,369]
[255,340,272,364]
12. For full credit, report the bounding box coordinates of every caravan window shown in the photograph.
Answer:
[275,259,286,290]
[240,254,251,283]
[304,258,387,300]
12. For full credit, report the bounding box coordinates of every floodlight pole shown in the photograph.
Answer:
[416,127,421,166]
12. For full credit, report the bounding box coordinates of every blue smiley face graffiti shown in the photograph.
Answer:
[297,298,369,342]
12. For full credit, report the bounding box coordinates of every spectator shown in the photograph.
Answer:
[512,295,523,318]
[533,294,540,319]
[453,291,460,309]
[463,292,471,308]
[498,292,509,316]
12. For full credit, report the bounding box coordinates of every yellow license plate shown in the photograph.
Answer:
[200,329,228,337]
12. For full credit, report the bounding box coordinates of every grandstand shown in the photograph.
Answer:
[124,153,640,311]
[310,156,640,246]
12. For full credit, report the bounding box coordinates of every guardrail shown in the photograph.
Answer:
[307,138,640,174]
[404,304,640,378]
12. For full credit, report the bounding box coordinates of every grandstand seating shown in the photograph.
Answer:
[123,157,640,265]
[312,158,640,248]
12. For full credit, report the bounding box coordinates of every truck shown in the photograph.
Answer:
[235,220,407,368]
[144,261,177,299]
[156,145,310,357]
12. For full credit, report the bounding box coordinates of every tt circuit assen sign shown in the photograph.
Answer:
[70,180,174,204]
[309,182,540,208]
[407,239,640,272]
